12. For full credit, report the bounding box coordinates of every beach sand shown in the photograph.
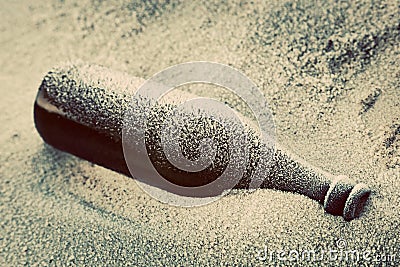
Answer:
[1,0,399,266]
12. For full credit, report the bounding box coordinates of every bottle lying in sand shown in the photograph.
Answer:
[33,62,371,221]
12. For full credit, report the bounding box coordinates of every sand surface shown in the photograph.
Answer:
[1,0,399,266]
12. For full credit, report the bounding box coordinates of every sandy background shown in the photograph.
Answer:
[1,0,399,266]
